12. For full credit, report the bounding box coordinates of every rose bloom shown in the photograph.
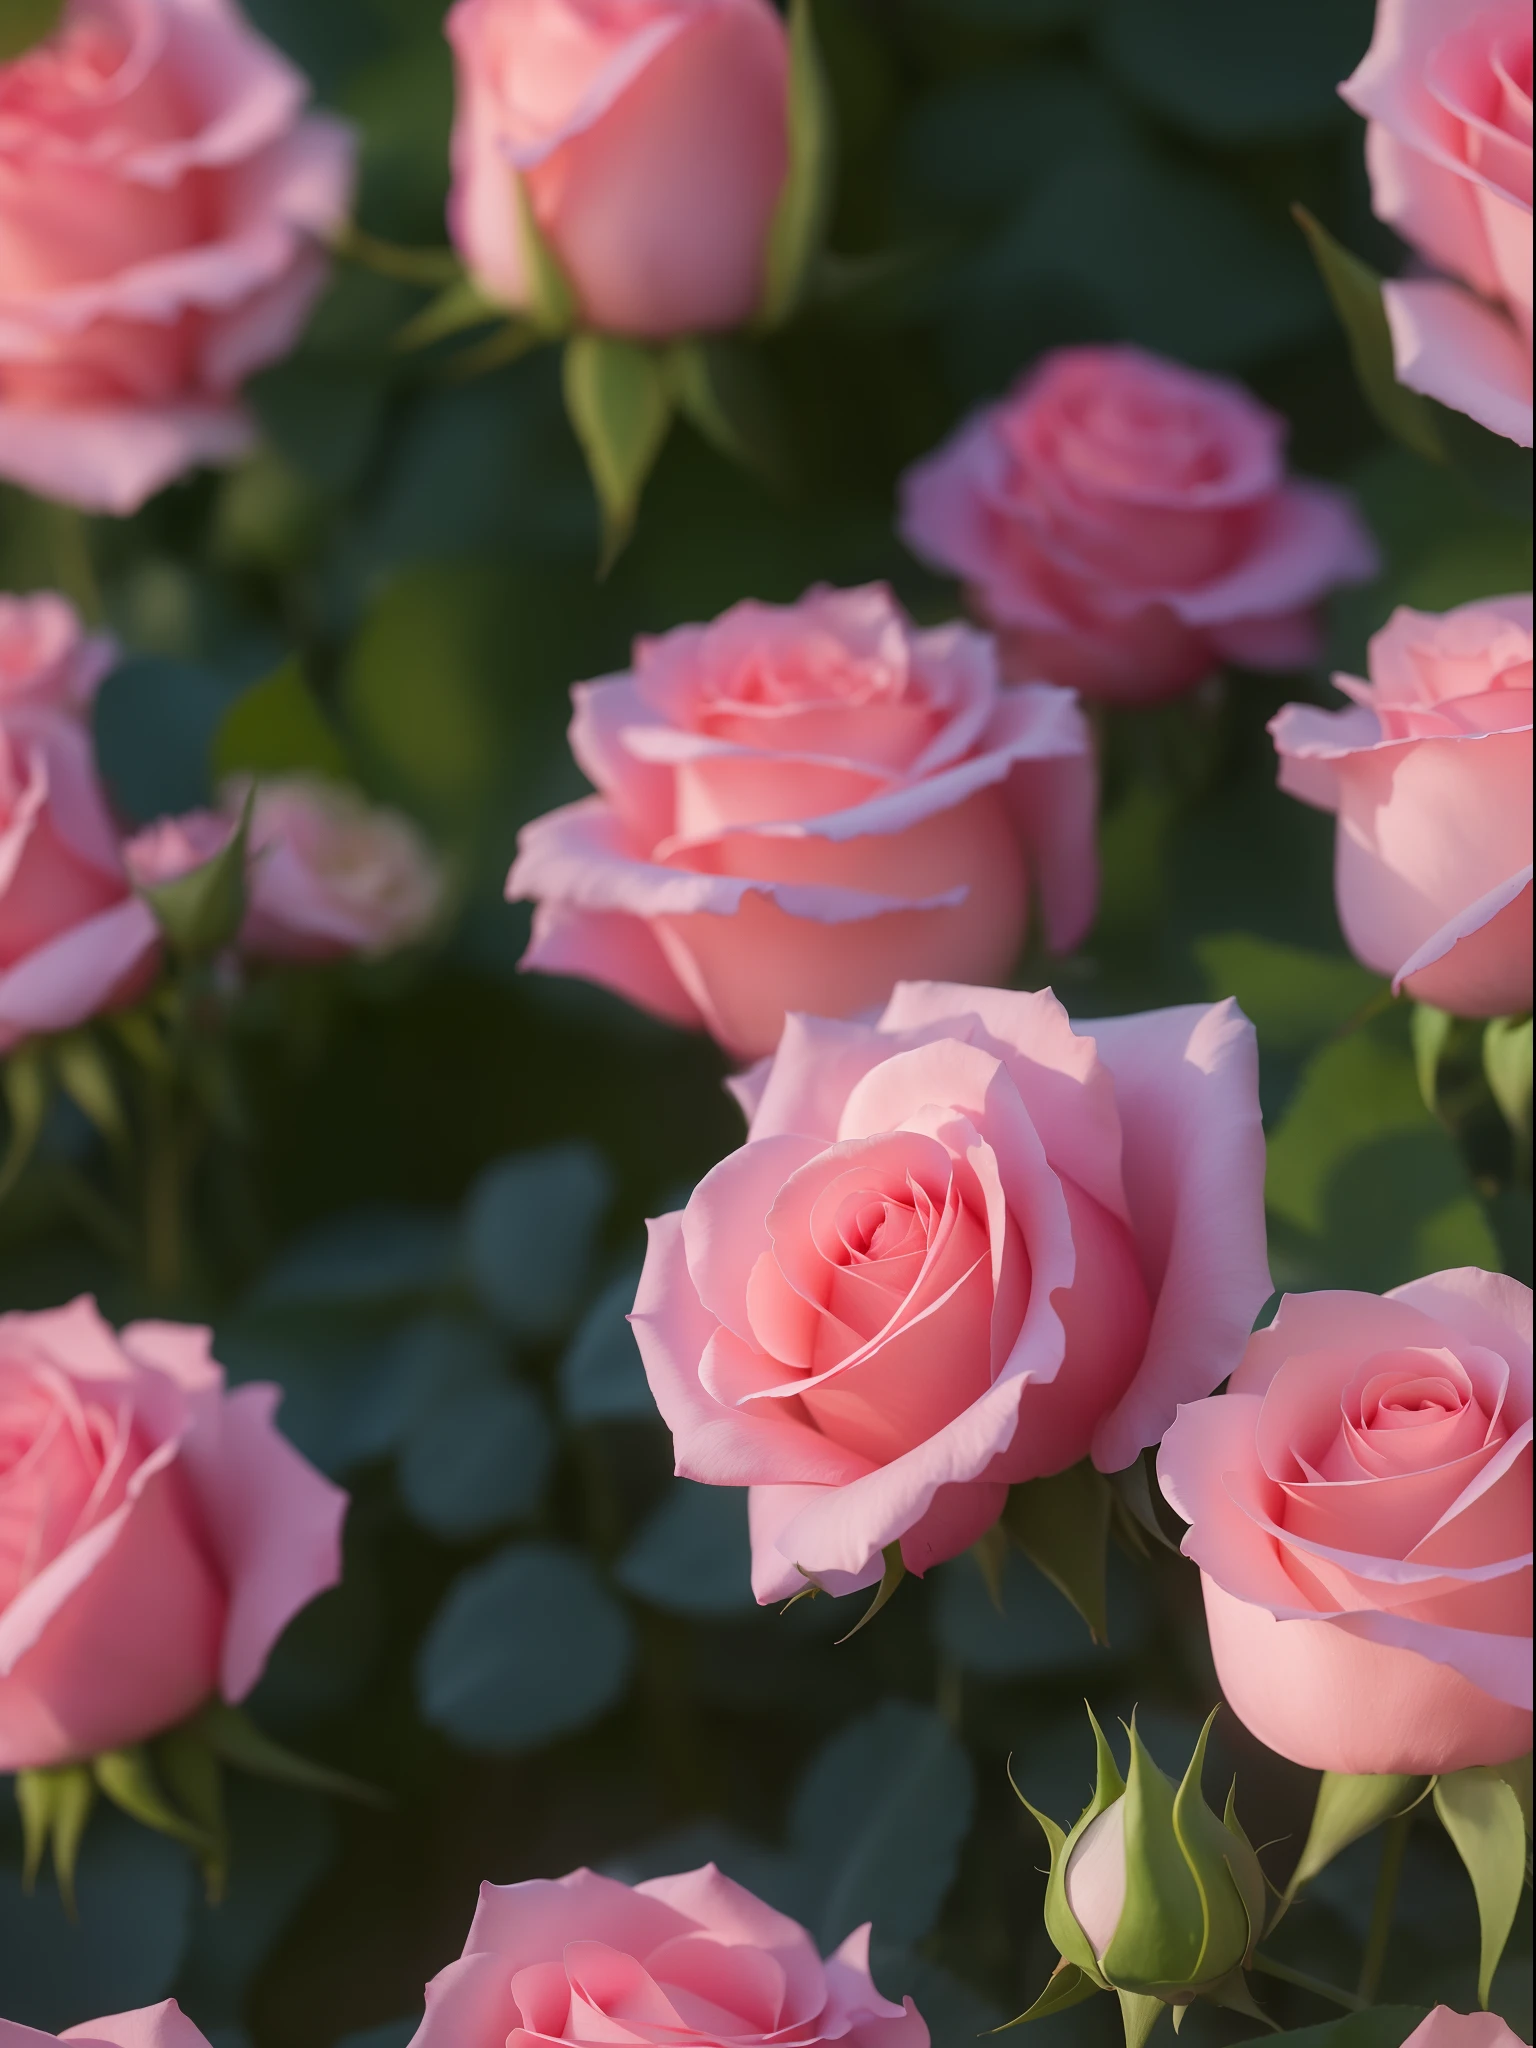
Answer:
[446,0,787,338]
[1270,596,1532,1018]
[898,346,1380,705]
[0,596,159,1050]
[409,1862,927,2048]
[0,1296,345,1771]
[0,0,356,515]
[1400,2013,1530,2048]
[3,2002,214,2047]
[1342,0,1533,448]
[508,585,1098,1061]
[632,981,1270,1602]
[125,773,445,961]
[1158,1269,1532,1776]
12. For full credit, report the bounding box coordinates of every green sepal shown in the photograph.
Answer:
[971,1520,1009,1613]
[189,1699,386,1806]
[136,786,254,957]
[1201,1968,1279,2033]
[995,1960,1101,2030]
[1291,208,1445,464]
[1117,1990,1166,2048]
[1109,1452,1180,1555]
[757,0,834,328]
[1167,1713,1258,1987]
[0,0,65,61]
[0,1044,51,1203]
[154,1723,229,1904]
[93,1745,219,1856]
[394,273,509,353]
[1102,1714,1224,1995]
[665,339,793,490]
[514,174,577,335]
[1483,1015,1532,1177]
[1434,1765,1528,2006]
[50,1031,126,1147]
[1013,1703,1122,1983]
[562,333,673,571]
[1410,1004,1456,1121]
[15,1763,95,1915]
[212,655,350,786]
[1005,1459,1112,1644]
[836,1541,906,1643]
[1282,1771,1425,1908]
[1221,1782,1270,1959]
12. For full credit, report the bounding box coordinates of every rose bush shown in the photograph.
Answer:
[1341,0,1533,448]
[1270,595,1532,1016]
[0,0,355,513]
[509,585,1097,1059]
[0,1296,345,1771]
[409,1862,927,2048]
[1158,1268,1533,1775]
[632,980,1269,1601]
[898,345,1378,704]
[446,0,788,338]
[0,593,159,1049]
[2,2004,212,2047]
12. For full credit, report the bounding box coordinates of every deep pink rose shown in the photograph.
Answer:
[409,1862,928,2048]
[1342,0,1533,448]
[0,1296,346,1771]
[632,982,1269,1601]
[0,596,159,1050]
[126,774,444,961]
[508,585,1098,1060]
[0,0,356,514]
[1158,1270,1532,1776]
[898,346,1380,705]
[1270,595,1532,1017]
[2,2003,213,2047]
[446,0,787,338]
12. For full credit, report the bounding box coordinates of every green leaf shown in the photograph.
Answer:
[1410,1004,1457,1119]
[836,1542,906,1642]
[152,1726,228,1903]
[1247,2012,1429,2048]
[514,173,578,335]
[997,1960,1101,2030]
[93,1747,218,1857]
[0,1044,51,1204]
[135,786,252,957]
[1195,936,1386,1059]
[1433,1766,1528,2006]
[1291,209,1445,464]
[562,335,673,569]
[759,0,835,327]
[1005,1459,1112,1644]
[1484,1015,1533,1172]
[211,656,350,785]
[666,339,792,489]
[0,0,65,62]
[1282,1772,1424,1907]
[190,1700,385,1807]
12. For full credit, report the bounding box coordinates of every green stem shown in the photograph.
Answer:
[1252,1956,1367,2013]
[1357,1810,1411,2002]
[142,1075,187,1302]
[43,501,100,623]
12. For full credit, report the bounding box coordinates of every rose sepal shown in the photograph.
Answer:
[1010,1702,1125,1986]
[1433,1763,1532,2007]
[756,0,834,330]
[1281,1771,1427,1911]
[136,785,253,957]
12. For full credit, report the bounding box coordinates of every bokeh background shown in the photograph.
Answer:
[0,0,1530,2042]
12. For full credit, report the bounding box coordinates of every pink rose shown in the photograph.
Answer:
[124,774,445,960]
[1270,596,1532,1017]
[1158,1269,1533,1776]
[0,598,159,1050]
[1400,2012,1530,2048]
[631,981,1270,1601]
[409,1862,928,2048]
[898,346,1380,705]
[3,2001,214,2047]
[0,1296,346,1772]
[508,585,1098,1060]
[0,0,356,515]
[1342,0,1533,448]
[446,0,788,339]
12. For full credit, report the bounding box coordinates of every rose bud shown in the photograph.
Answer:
[1015,1708,1267,2044]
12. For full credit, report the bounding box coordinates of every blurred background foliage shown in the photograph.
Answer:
[0,0,1529,2042]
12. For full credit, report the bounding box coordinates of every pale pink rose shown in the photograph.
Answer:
[508,585,1098,1060]
[898,347,1380,706]
[1270,595,1532,1017]
[446,0,788,339]
[409,1862,928,2048]
[0,602,158,1051]
[1400,2012,1530,2048]
[0,0,356,515]
[2,2000,214,2047]
[1158,1269,1533,1776]
[632,982,1270,1602]
[124,775,445,960]
[0,1296,346,1772]
[1342,0,1533,447]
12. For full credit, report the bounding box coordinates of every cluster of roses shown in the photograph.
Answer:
[0,0,1531,2042]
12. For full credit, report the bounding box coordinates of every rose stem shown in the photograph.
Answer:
[1357,1810,1412,2003]
[1252,1956,1367,2013]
